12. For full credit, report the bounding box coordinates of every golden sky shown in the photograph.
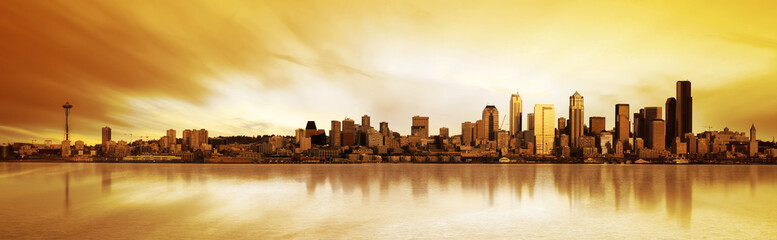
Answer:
[1,0,776,144]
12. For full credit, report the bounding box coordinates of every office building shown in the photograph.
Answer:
[569,92,584,148]
[676,81,692,136]
[440,127,449,138]
[475,120,484,141]
[482,105,499,141]
[643,107,662,149]
[166,129,176,147]
[462,121,475,146]
[666,97,677,147]
[534,104,555,155]
[589,117,605,136]
[362,115,371,128]
[379,122,390,136]
[412,116,429,138]
[527,113,535,131]
[509,93,522,136]
[558,117,567,134]
[615,104,629,144]
[342,118,355,146]
[649,119,665,150]
[330,120,341,147]
[102,127,111,146]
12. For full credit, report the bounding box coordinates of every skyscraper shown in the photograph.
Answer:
[676,81,692,136]
[750,124,758,157]
[305,121,318,137]
[166,129,176,147]
[182,129,192,150]
[558,117,567,134]
[462,121,475,146]
[475,120,484,140]
[527,113,535,131]
[330,120,341,147]
[482,105,499,141]
[102,126,111,146]
[411,116,429,138]
[589,117,605,135]
[569,92,584,148]
[649,119,665,150]
[342,118,355,146]
[643,107,662,149]
[665,97,677,147]
[361,115,371,128]
[615,104,630,144]
[509,93,522,136]
[534,104,555,155]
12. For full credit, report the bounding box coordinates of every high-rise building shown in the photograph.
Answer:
[462,121,475,146]
[440,127,449,138]
[665,97,677,147]
[482,105,499,141]
[305,121,318,137]
[643,107,662,149]
[411,116,429,138]
[182,129,192,150]
[362,115,371,128]
[676,81,692,136]
[649,119,665,150]
[330,120,341,147]
[509,93,523,136]
[615,104,630,144]
[589,117,605,136]
[102,126,111,146]
[199,129,208,145]
[569,92,584,148]
[558,117,567,134]
[534,104,555,155]
[342,118,355,146]
[166,129,176,147]
[475,120,484,140]
[527,113,535,131]
[379,121,389,136]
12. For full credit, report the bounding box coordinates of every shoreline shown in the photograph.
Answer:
[1,159,775,165]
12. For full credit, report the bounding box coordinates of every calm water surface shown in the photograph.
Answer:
[1,163,776,239]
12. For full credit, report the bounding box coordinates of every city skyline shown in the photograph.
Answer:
[2,1,777,145]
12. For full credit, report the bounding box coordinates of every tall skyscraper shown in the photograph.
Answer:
[102,126,111,146]
[411,116,429,138]
[569,92,584,148]
[534,104,555,155]
[643,107,662,149]
[361,115,371,128]
[558,117,567,134]
[182,129,192,150]
[199,129,208,145]
[589,116,605,135]
[166,129,176,147]
[615,104,630,144]
[482,105,499,141]
[676,81,692,136]
[462,121,475,146]
[342,118,355,146]
[649,119,665,150]
[330,120,341,147]
[527,113,535,131]
[665,97,677,147]
[509,93,522,136]
[305,121,318,137]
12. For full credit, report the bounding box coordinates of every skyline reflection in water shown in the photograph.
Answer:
[1,163,776,239]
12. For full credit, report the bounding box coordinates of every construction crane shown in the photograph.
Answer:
[704,125,713,132]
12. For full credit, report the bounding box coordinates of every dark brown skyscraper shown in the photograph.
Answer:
[589,116,605,135]
[676,81,692,136]
[615,104,629,143]
[101,126,111,146]
[642,107,662,150]
[665,97,677,147]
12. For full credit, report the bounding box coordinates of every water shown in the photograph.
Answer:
[1,163,776,239]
